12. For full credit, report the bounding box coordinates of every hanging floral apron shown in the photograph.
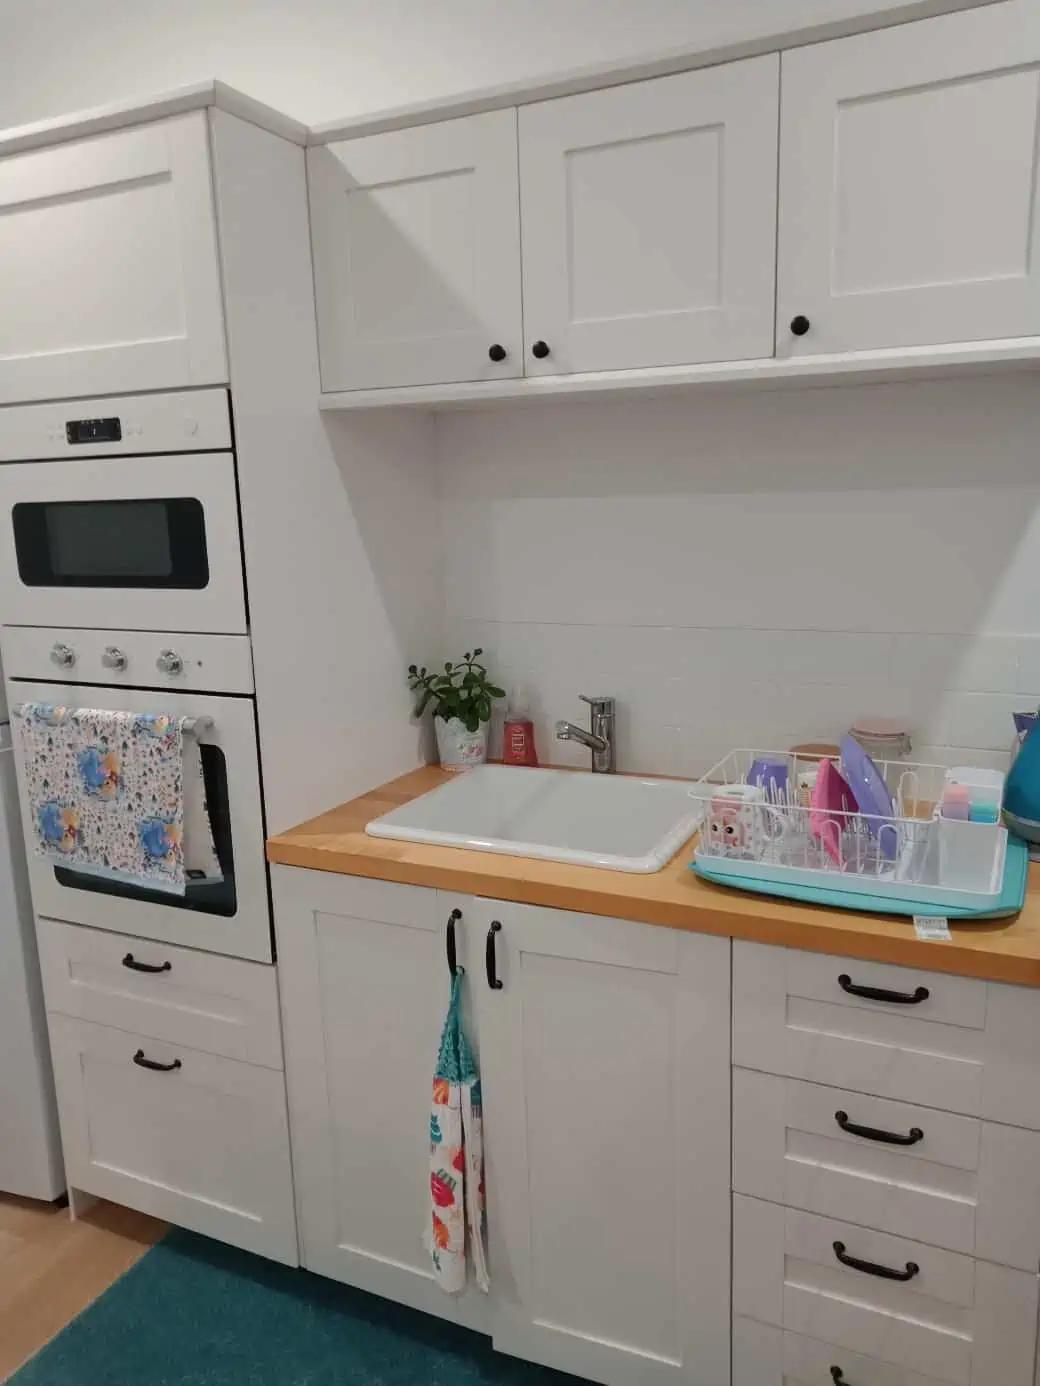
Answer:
[427,967,489,1294]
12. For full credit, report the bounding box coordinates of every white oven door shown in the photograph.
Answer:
[7,681,270,962]
[0,453,246,634]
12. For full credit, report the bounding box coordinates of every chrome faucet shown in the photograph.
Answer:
[555,695,616,774]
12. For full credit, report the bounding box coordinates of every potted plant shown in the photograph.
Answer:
[408,649,506,771]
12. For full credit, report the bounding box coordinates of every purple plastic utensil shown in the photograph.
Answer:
[840,733,896,860]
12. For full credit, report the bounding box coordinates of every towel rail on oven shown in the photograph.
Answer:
[11,705,213,739]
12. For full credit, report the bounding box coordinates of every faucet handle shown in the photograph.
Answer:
[579,694,615,711]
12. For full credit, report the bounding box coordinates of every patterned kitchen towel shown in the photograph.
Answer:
[427,966,489,1295]
[15,705,211,895]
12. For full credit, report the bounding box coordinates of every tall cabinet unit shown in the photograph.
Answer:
[0,93,311,1264]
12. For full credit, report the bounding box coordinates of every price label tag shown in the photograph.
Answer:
[914,915,951,941]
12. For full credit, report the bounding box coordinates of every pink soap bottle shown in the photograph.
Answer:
[503,688,539,767]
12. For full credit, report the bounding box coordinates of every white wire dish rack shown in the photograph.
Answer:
[690,748,1007,910]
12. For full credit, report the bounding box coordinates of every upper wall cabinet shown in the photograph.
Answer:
[309,111,523,391]
[0,113,227,406]
[518,56,779,375]
[778,3,1040,356]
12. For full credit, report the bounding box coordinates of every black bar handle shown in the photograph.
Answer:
[122,952,171,974]
[833,1240,919,1282]
[132,1048,182,1073]
[838,973,929,1005]
[486,920,503,990]
[835,1110,924,1146]
[446,908,462,977]
[830,1370,847,1385]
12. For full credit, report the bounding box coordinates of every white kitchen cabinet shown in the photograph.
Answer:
[49,1013,297,1264]
[273,868,731,1386]
[469,898,731,1386]
[733,942,1040,1131]
[734,1195,1039,1386]
[778,2,1040,357]
[308,111,523,391]
[519,56,779,375]
[272,867,489,1331]
[0,113,227,404]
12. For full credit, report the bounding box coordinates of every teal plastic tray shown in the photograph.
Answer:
[691,835,1029,920]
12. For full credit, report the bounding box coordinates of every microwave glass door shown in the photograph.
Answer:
[14,497,209,589]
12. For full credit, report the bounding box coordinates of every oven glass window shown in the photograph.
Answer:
[13,498,209,588]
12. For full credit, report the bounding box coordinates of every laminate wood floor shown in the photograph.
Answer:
[0,1194,165,1382]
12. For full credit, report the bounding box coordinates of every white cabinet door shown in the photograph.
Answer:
[49,1013,297,1264]
[0,113,226,404]
[309,111,523,391]
[777,2,1040,356]
[271,867,489,1331]
[471,899,731,1386]
[518,56,779,375]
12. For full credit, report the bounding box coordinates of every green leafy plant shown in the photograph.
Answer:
[407,649,506,733]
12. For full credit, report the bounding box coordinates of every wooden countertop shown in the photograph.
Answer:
[267,767,1040,988]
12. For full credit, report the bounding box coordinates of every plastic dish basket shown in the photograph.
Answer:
[689,748,1006,910]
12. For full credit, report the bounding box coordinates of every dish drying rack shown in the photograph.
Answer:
[690,748,1007,910]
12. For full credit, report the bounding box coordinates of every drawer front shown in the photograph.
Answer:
[733,942,986,1115]
[733,1069,1040,1271]
[734,1194,1038,1386]
[49,1014,296,1264]
[38,919,283,1070]
[734,1315,954,1386]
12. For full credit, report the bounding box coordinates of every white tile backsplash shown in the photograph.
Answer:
[437,375,1040,776]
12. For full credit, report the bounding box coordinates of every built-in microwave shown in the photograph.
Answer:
[0,390,246,635]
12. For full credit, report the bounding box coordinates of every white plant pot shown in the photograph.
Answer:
[435,716,488,772]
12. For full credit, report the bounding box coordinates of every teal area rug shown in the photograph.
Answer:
[13,1229,574,1385]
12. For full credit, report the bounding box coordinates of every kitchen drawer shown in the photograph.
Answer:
[733,1069,1040,1271]
[734,1315,954,1386]
[733,1194,1038,1386]
[49,1014,297,1264]
[733,941,1040,1127]
[37,919,283,1070]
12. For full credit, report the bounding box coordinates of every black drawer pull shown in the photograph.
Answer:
[446,908,462,977]
[838,973,929,1005]
[833,1240,919,1281]
[122,952,171,974]
[132,1048,182,1073]
[835,1110,924,1146]
[486,920,503,990]
[830,1370,846,1385]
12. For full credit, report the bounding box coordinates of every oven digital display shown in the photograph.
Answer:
[65,417,122,445]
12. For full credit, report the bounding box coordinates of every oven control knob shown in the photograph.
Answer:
[102,646,128,672]
[50,642,77,669]
[156,649,184,676]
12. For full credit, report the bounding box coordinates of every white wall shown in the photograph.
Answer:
[439,374,1040,776]
[0,0,991,130]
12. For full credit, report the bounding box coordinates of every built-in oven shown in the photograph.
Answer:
[1,625,270,963]
[0,389,245,634]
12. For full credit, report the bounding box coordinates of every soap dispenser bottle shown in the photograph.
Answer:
[503,687,539,767]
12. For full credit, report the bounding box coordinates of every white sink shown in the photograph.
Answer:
[366,764,704,873]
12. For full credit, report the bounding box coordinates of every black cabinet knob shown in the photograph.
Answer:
[488,343,507,363]
[531,340,551,360]
[790,315,811,337]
